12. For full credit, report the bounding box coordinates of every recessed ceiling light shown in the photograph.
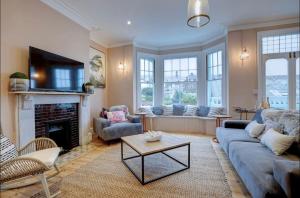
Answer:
[127,20,132,25]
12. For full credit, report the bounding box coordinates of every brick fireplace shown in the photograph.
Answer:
[35,103,79,150]
[12,93,90,149]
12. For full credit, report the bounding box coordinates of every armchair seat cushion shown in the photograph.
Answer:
[102,122,143,141]
[20,147,60,167]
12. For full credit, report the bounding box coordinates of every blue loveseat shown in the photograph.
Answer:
[216,109,300,198]
[93,105,143,141]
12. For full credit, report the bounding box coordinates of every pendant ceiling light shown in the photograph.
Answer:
[187,0,210,28]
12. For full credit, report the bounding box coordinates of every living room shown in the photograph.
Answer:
[0,0,299,197]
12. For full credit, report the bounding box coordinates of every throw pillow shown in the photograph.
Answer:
[173,104,186,116]
[107,111,127,122]
[183,105,198,116]
[278,111,300,142]
[152,106,163,115]
[261,109,286,123]
[251,109,263,124]
[109,105,129,117]
[208,107,224,117]
[162,105,173,116]
[137,106,154,116]
[261,128,295,155]
[196,106,210,117]
[0,134,17,163]
[258,119,283,140]
[245,121,266,138]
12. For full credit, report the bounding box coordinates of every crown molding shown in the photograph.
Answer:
[108,42,134,48]
[40,0,98,30]
[229,18,299,31]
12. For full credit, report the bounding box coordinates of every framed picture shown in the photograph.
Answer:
[89,47,106,88]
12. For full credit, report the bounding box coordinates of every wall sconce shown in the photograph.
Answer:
[240,48,250,60]
[118,62,126,71]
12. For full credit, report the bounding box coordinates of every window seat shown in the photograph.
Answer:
[145,115,216,135]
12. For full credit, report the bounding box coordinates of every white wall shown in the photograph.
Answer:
[0,0,90,142]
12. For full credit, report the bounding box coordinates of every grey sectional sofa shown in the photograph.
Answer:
[216,110,300,198]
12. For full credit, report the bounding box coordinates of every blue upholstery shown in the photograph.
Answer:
[273,160,300,198]
[152,106,163,115]
[229,142,286,198]
[217,120,300,198]
[94,105,143,141]
[173,104,186,116]
[252,109,264,124]
[216,127,259,154]
[196,106,210,117]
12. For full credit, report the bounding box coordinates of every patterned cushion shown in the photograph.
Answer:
[162,105,173,116]
[279,111,300,142]
[173,104,186,116]
[183,105,198,116]
[196,106,210,117]
[152,106,163,115]
[137,107,154,116]
[208,107,224,117]
[107,111,127,122]
[0,134,17,163]
[109,105,129,116]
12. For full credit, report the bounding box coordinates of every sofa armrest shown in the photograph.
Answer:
[93,118,111,136]
[273,160,300,198]
[127,115,141,123]
[222,120,250,129]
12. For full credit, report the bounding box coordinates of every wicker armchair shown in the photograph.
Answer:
[0,137,61,198]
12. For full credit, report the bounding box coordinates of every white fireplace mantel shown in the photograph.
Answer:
[10,91,91,149]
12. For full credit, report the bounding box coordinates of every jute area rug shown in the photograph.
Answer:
[60,135,232,198]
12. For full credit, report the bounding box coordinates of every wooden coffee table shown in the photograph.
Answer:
[121,133,190,185]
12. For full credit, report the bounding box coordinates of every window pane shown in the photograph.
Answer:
[207,50,223,107]
[163,57,198,105]
[262,33,300,54]
[207,80,222,107]
[139,58,154,107]
[296,58,299,110]
[141,83,153,106]
[189,58,197,70]
[265,58,288,109]
[163,82,197,105]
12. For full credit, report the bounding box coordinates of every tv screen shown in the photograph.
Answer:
[29,46,84,92]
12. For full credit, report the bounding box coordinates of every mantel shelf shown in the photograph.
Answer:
[9,91,91,96]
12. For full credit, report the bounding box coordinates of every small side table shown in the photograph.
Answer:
[212,115,232,143]
[135,112,147,132]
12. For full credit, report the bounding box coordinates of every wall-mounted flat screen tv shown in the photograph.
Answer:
[29,46,84,92]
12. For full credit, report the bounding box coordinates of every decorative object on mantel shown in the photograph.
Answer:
[9,72,29,91]
[82,82,95,94]
[89,47,106,88]
[187,0,210,28]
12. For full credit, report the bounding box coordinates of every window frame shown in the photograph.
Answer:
[160,52,201,106]
[257,27,300,110]
[136,52,158,107]
[202,43,227,109]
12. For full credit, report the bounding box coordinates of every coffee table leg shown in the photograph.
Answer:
[121,140,123,160]
[188,144,190,168]
[141,155,145,184]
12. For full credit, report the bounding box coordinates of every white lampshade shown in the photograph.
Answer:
[187,0,210,28]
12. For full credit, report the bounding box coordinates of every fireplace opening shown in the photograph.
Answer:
[45,119,72,154]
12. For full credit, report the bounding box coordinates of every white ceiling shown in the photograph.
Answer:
[42,0,299,49]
